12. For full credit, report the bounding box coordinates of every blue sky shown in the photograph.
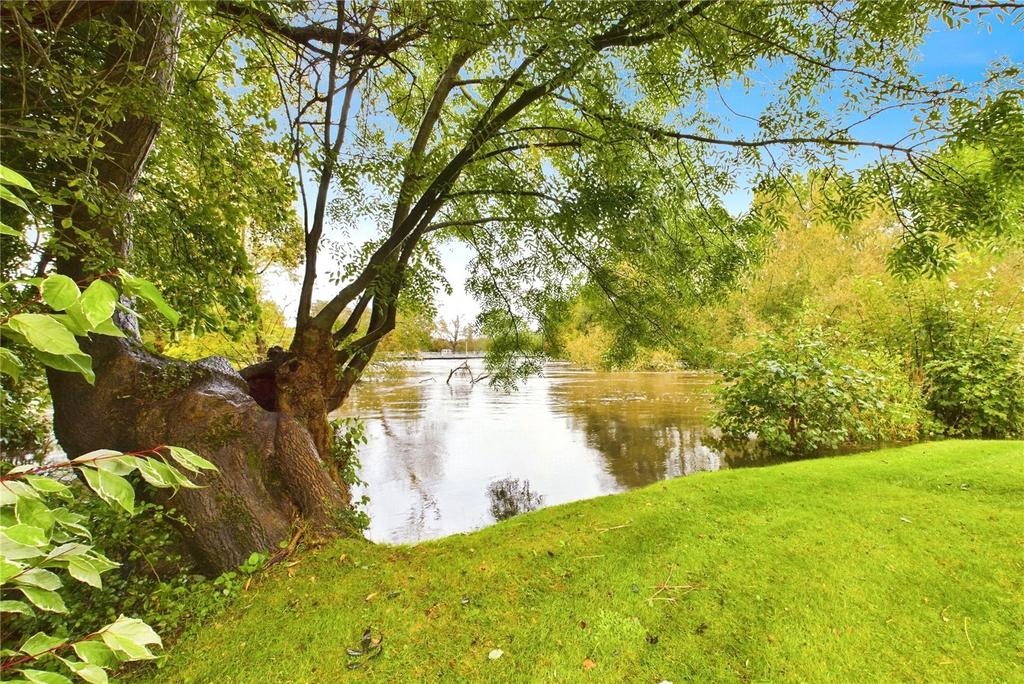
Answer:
[266,14,1023,323]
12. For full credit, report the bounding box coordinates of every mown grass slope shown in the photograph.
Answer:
[152,441,1023,683]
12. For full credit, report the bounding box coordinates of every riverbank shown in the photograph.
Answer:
[151,441,1022,683]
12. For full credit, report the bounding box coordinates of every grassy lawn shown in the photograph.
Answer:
[150,441,1023,683]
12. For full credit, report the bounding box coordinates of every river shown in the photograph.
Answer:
[336,359,724,544]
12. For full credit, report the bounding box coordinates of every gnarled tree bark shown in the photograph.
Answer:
[37,0,347,572]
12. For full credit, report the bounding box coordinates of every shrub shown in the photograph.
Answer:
[6,494,229,642]
[713,327,934,458]
[915,303,1024,437]
[329,418,370,532]
[562,327,615,370]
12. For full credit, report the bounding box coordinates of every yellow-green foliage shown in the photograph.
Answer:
[163,300,292,367]
[562,327,615,370]
[695,215,1023,362]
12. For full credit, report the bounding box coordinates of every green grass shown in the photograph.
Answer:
[151,441,1023,683]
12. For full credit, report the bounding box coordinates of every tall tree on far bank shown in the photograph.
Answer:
[2,0,1021,570]
[437,315,467,353]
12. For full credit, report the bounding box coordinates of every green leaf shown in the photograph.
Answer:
[133,459,168,488]
[89,317,126,338]
[0,347,23,381]
[64,660,108,684]
[20,632,66,656]
[51,509,92,539]
[17,568,62,591]
[166,446,217,473]
[79,280,118,327]
[94,456,137,477]
[53,314,89,337]
[24,476,69,496]
[0,530,43,559]
[103,615,161,648]
[34,352,94,384]
[0,479,39,506]
[0,165,34,191]
[41,274,80,311]
[72,449,122,463]
[0,184,28,210]
[118,271,179,325]
[16,496,56,533]
[67,557,103,588]
[18,586,67,613]
[45,543,92,561]
[137,458,199,490]
[21,670,73,684]
[0,220,21,237]
[1,557,24,582]
[6,314,83,356]
[3,523,48,547]
[0,599,33,615]
[72,641,118,669]
[57,302,93,336]
[81,468,135,515]
[100,632,154,660]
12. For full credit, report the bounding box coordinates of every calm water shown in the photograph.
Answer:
[336,360,723,544]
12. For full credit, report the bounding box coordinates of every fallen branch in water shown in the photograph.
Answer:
[446,361,489,385]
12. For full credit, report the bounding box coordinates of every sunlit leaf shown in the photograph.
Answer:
[79,279,118,327]
[81,469,135,515]
[72,641,118,669]
[0,164,34,191]
[20,632,66,657]
[0,347,22,382]
[118,271,180,325]
[165,446,217,473]
[18,586,68,613]
[6,314,83,356]
[41,274,81,311]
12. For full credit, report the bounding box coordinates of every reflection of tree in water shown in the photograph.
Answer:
[402,487,441,540]
[384,413,445,541]
[337,377,447,540]
[548,374,720,489]
[487,477,544,521]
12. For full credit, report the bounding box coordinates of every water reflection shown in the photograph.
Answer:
[547,371,721,488]
[335,360,722,544]
[487,477,544,521]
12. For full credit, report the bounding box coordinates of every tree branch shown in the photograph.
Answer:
[213,1,424,56]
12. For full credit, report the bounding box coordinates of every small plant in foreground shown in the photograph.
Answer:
[330,418,370,531]
[1,165,217,682]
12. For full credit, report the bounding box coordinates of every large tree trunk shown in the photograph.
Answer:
[42,0,349,573]
[49,337,343,573]
[239,326,353,504]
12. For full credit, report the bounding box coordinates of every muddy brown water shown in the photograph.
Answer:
[335,360,726,544]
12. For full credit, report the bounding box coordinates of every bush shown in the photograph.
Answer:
[713,327,934,458]
[329,418,371,532]
[1,491,230,643]
[914,303,1024,437]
